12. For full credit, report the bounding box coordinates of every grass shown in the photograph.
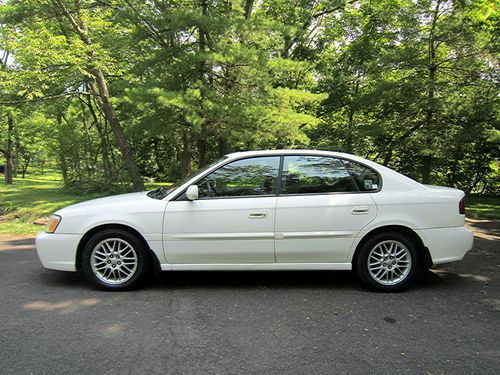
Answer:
[0,170,498,236]
[466,196,500,220]
[0,170,170,236]
[0,171,104,235]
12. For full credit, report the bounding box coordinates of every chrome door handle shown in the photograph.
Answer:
[248,211,268,219]
[351,206,370,215]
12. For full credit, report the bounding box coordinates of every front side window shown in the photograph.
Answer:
[281,156,358,194]
[148,157,227,200]
[197,156,280,198]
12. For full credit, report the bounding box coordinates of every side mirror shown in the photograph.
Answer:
[186,185,199,201]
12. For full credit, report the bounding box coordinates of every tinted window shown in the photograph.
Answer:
[342,160,380,191]
[198,157,280,198]
[281,156,358,194]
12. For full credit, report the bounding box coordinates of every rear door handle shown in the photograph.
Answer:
[351,206,370,215]
[248,211,268,219]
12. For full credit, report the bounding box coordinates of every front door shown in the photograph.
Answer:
[163,156,281,264]
[275,155,379,263]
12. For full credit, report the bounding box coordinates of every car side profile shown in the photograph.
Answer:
[36,150,473,292]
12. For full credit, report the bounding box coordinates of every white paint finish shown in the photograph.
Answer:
[161,262,352,271]
[370,188,465,230]
[55,191,166,238]
[415,227,473,264]
[50,191,168,264]
[34,149,473,277]
[275,238,357,263]
[163,197,277,263]
[35,231,80,271]
[275,194,377,262]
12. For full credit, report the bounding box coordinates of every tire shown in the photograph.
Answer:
[355,231,418,292]
[81,229,150,291]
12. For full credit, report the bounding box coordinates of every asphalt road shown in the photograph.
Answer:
[0,220,499,375]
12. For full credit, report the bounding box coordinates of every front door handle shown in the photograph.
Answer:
[351,206,370,215]
[248,211,268,219]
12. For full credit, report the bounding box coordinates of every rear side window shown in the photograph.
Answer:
[280,156,358,194]
[342,159,380,191]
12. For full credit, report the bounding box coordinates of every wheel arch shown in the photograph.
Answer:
[75,223,161,273]
[352,225,433,269]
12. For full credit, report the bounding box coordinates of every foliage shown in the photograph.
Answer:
[0,0,498,195]
[466,196,500,220]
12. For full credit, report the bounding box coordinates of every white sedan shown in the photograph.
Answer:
[36,150,473,292]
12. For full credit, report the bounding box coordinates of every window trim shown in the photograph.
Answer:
[172,153,382,201]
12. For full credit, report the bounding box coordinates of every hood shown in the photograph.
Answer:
[56,191,151,215]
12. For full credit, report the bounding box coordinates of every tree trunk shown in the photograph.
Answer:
[92,70,144,191]
[180,130,192,177]
[13,129,21,177]
[4,113,14,184]
[244,0,254,19]
[218,136,230,156]
[85,92,115,184]
[195,0,208,170]
[422,0,441,185]
[346,106,355,154]
[56,113,69,184]
[383,147,394,166]
[346,73,360,154]
[197,123,207,167]
[422,63,436,184]
[54,0,144,191]
[21,154,31,179]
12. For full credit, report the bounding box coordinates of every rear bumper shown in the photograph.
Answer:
[416,227,473,265]
[35,231,81,271]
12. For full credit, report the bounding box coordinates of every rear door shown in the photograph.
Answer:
[275,155,378,263]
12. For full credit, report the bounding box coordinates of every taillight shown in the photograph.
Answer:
[459,196,465,215]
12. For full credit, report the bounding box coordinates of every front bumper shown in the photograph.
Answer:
[35,231,81,271]
[416,226,474,265]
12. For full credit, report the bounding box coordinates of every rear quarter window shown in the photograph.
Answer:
[342,160,381,192]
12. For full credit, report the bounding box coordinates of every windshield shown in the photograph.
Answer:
[147,157,227,200]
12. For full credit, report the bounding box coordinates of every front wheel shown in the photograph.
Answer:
[82,229,150,291]
[355,232,418,292]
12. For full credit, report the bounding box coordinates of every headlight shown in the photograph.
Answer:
[46,215,62,233]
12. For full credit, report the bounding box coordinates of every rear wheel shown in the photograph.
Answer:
[355,232,418,292]
[82,229,150,291]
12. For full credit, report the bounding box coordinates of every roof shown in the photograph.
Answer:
[224,149,375,166]
[226,149,351,158]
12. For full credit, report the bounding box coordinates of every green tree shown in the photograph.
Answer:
[2,0,144,190]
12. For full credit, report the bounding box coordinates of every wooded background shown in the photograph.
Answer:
[0,0,498,194]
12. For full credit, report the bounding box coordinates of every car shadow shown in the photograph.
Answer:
[33,267,480,293]
[151,270,362,291]
[34,269,89,290]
